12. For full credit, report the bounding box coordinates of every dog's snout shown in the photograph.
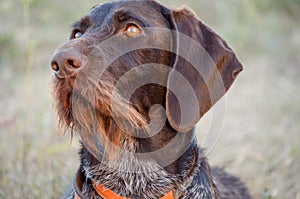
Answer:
[51,49,86,77]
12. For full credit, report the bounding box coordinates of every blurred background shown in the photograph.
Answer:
[0,0,299,198]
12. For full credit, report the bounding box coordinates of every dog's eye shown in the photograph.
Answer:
[73,31,83,39]
[125,25,141,37]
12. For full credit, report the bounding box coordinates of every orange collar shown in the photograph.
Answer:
[89,182,178,199]
[73,167,184,199]
[76,182,178,199]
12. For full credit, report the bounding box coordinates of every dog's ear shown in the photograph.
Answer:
[163,8,243,132]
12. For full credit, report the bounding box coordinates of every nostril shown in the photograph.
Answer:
[51,61,59,72]
[67,58,82,69]
[67,60,74,67]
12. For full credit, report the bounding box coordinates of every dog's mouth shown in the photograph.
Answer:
[52,66,163,163]
[53,72,147,130]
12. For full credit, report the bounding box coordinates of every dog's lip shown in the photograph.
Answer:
[54,72,65,79]
[54,71,79,80]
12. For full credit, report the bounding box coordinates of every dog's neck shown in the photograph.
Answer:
[79,129,201,198]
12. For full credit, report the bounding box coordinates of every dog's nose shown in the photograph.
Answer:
[51,49,86,77]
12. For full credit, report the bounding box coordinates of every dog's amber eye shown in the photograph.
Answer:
[125,25,141,37]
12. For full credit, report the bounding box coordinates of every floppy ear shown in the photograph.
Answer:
[163,8,243,132]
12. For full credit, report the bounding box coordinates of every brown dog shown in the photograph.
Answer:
[51,0,251,198]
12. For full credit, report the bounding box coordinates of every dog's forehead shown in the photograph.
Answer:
[88,2,114,25]
[88,0,166,27]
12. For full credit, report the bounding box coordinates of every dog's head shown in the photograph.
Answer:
[51,0,242,161]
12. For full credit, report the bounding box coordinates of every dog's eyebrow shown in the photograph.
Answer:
[115,10,149,27]
[72,16,91,30]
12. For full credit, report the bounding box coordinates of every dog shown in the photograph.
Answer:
[50,0,251,198]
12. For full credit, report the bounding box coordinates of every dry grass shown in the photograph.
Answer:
[0,0,299,198]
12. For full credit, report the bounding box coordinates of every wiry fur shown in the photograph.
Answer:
[51,0,252,199]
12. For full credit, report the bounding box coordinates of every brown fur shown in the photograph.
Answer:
[51,0,251,198]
